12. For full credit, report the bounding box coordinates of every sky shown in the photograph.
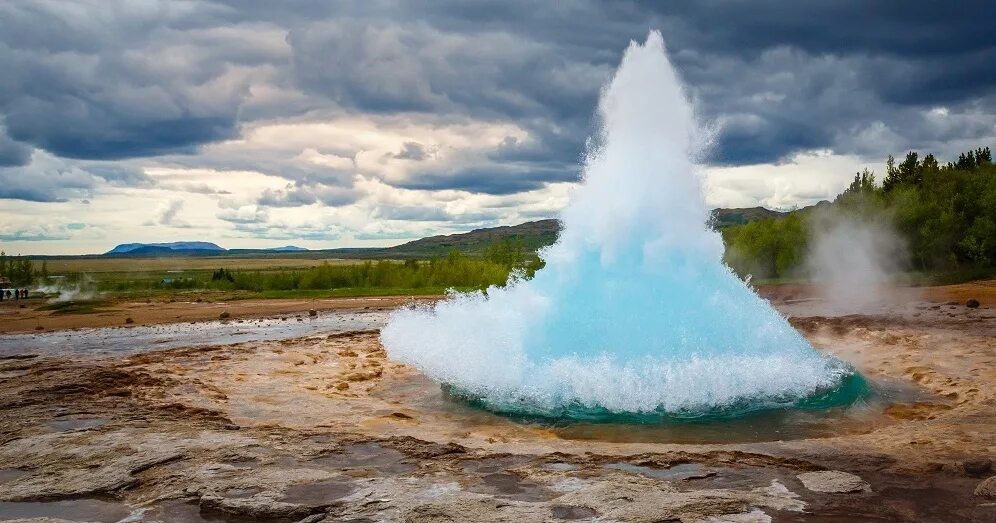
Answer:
[1,1,995,255]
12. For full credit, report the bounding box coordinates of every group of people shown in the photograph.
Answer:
[0,288,29,301]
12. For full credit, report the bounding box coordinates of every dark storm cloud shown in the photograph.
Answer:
[399,164,579,195]
[0,126,31,167]
[2,0,995,204]
[0,0,269,161]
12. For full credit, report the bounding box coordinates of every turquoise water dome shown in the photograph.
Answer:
[381,31,864,421]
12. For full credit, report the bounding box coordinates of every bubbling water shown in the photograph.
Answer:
[381,31,858,418]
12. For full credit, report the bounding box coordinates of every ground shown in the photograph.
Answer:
[0,283,994,522]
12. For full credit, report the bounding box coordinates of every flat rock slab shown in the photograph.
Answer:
[976,476,996,499]
[797,471,870,493]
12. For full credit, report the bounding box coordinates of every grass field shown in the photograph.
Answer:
[32,253,519,303]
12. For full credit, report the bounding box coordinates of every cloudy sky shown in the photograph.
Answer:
[1,1,994,254]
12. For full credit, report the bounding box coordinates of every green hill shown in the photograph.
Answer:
[385,219,561,258]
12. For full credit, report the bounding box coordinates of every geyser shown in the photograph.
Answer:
[381,31,859,419]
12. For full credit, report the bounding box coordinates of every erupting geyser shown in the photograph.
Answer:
[382,32,860,419]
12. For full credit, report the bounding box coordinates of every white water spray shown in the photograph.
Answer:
[381,32,852,416]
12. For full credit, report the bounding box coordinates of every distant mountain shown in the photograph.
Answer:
[106,241,225,255]
[266,245,308,252]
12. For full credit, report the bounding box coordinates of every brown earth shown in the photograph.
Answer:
[0,296,441,334]
[0,283,994,521]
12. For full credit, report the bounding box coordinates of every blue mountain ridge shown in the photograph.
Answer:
[105,242,310,255]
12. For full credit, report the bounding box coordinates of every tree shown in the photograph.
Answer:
[976,147,992,165]
[956,150,977,170]
[839,169,876,199]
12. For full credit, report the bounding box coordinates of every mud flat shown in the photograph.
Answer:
[1,284,995,522]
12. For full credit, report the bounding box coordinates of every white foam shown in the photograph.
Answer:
[381,31,848,415]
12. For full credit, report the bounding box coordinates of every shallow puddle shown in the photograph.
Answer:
[0,469,29,483]
[306,442,417,475]
[280,478,356,505]
[468,472,555,502]
[47,417,109,431]
[0,499,133,522]
[141,499,237,522]
[551,505,599,520]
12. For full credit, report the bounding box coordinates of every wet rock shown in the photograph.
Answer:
[796,471,870,493]
[309,309,318,317]
[975,476,996,498]
[966,298,980,308]
[219,311,230,320]
[124,317,134,324]
[0,451,183,501]
[553,477,804,522]
[551,504,598,520]
[964,458,992,476]
[200,493,324,520]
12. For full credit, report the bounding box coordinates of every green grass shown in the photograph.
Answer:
[29,253,524,302]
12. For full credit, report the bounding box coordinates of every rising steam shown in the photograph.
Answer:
[807,212,907,313]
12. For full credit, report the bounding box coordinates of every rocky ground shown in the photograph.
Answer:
[1,285,995,522]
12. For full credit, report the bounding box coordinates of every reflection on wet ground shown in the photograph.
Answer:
[140,500,234,523]
[280,478,357,505]
[0,469,29,484]
[305,442,418,476]
[468,472,556,502]
[0,499,133,522]
[47,416,109,432]
[550,504,598,520]
[0,310,388,357]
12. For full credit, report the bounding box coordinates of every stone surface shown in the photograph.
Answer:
[976,476,996,499]
[2,299,996,521]
[964,458,992,476]
[796,471,871,493]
